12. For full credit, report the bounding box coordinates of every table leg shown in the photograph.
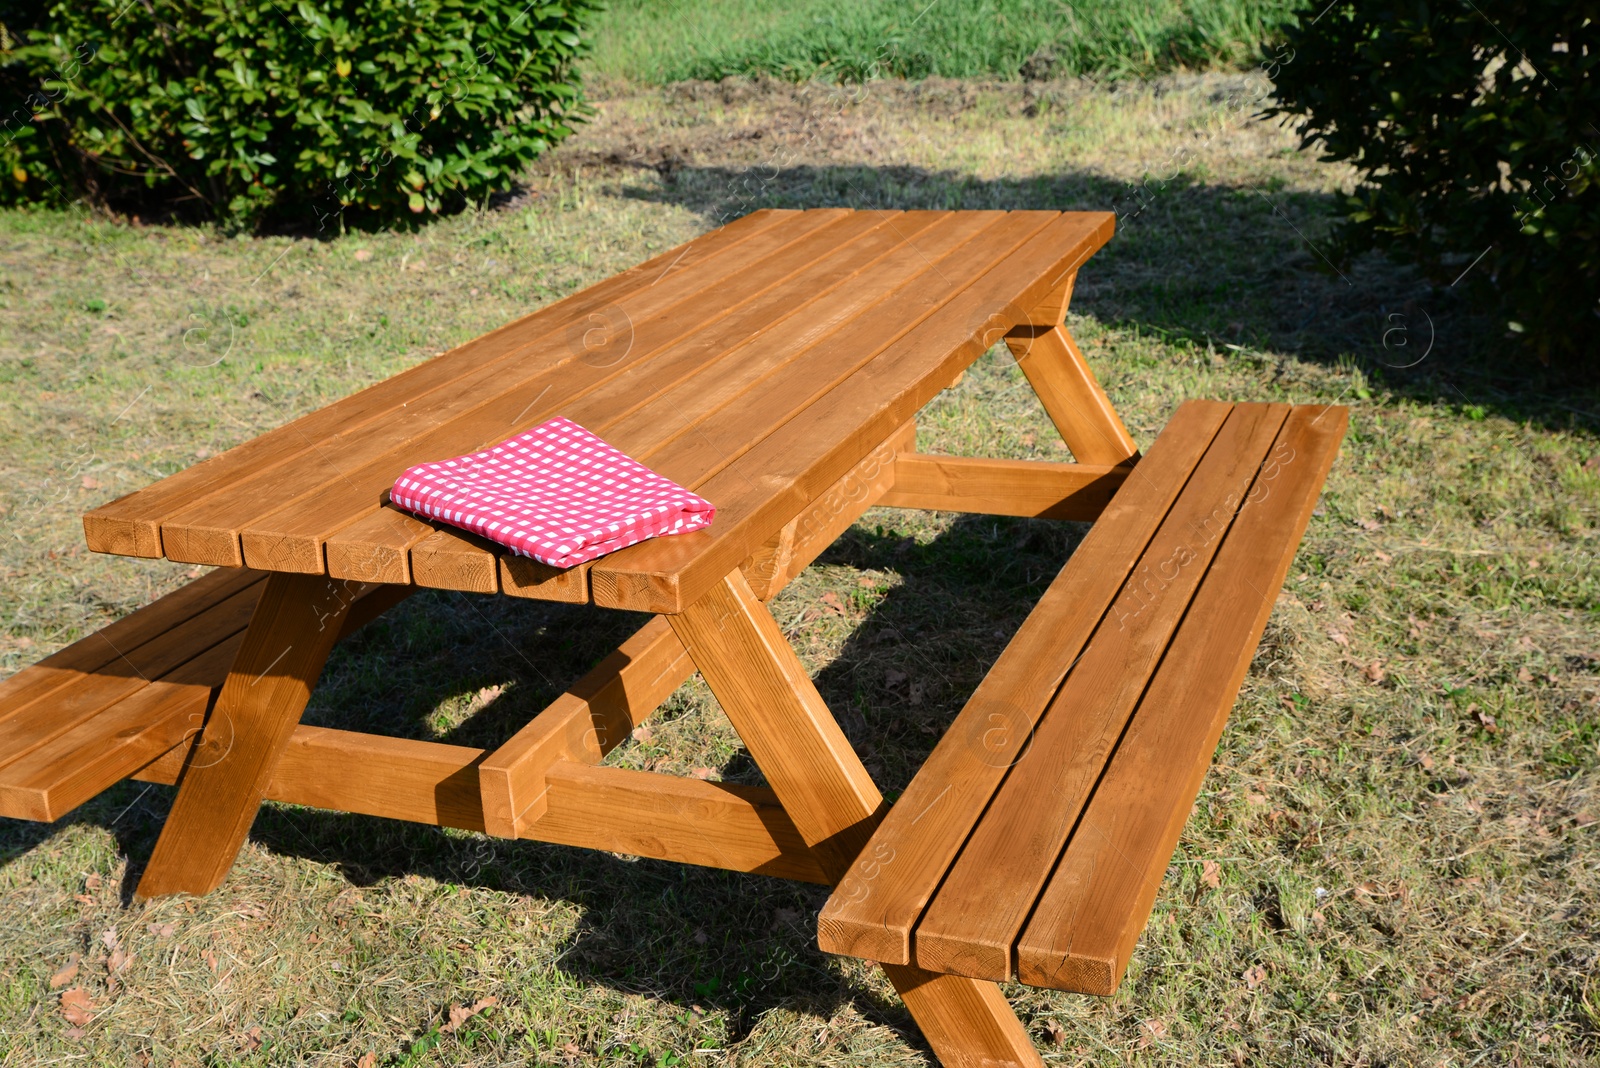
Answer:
[670,570,1043,1068]
[135,572,358,899]
[1003,274,1138,466]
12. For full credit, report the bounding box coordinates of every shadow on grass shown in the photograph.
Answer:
[609,161,1597,432]
[0,511,1086,1054]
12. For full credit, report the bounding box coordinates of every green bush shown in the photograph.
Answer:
[0,0,598,228]
[1266,2,1599,368]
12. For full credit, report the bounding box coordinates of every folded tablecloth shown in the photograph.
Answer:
[389,417,715,569]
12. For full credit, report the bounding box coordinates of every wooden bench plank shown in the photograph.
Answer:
[0,567,261,714]
[588,211,1114,614]
[83,210,795,558]
[1014,405,1347,993]
[0,633,243,822]
[0,582,264,770]
[815,399,1231,966]
[882,454,1129,520]
[159,209,862,569]
[911,402,1291,981]
[325,211,961,589]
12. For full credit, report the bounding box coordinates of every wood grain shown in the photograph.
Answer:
[816,399,1231,965]
[912,403,1289,980]
[882,453,1129,520]
[134,572,360,898]
[1014,405,1346,992]
[83,210,794,558]
[668,569,884,879]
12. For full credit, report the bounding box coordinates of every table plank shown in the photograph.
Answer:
[157,209,859,568]
[589,211,1115,613]
[323,210,959,583]
[83,210,794,558]
[208,211,886,573]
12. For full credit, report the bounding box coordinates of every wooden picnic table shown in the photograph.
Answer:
[0,207,1346,1067]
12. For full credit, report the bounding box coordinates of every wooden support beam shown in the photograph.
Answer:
[882,453,1129,520]
[477,616,694,838]
[135,572,358,899]
[526,762,828,883]
[136,731,824,881]
[477,420,915,840]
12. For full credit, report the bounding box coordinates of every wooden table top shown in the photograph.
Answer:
[83,208,1114,614]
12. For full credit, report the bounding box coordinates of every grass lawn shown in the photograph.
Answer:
[1,70,1598,1067]
[585,0,1301,84]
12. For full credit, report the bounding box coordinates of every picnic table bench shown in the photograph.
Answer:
[0,208,1344,1067]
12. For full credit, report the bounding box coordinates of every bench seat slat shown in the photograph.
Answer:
[1015,404,1348,993]
[912,402,1292,980]
[0,582,264,770]
[0,566,260,714]
[0,633,244,822]
[815,399,1232,966]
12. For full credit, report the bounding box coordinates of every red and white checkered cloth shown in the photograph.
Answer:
[389,417,715,569]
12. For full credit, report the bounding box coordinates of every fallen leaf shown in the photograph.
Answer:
[690,766,715,780]
[240,1026,262,1052]
[630,725,654,744]
[908,678,926,706]
[1355,517,1381,532]
[147,922,176,938]
[1243,965,1268,990]
[84,873,103,890]
[1374,549,1392,563]
[1517,666,1534,683]
[857,575,876,588]
[442,996,498,1033]
[353,249,373,262]
[203,948,218,972]
[692,928,708,945]
[48,956,80,989]
[1473,706,1499,733]
[80,475,102,489]
[820,591,845,616]
[357,1054,377,1068]
[1574,811,1596,827]
[1407,614,1425,639]
[1363,661,1387,683]
[60,987,94,1026]
[1042,1018,1068,1046]
[73,894,94,906]
[1138,1018,1168,1046]
[1327,629,1350,648]
[1201,859,1221,889]
[1417,751,1434,770]
[884,669,908,687]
